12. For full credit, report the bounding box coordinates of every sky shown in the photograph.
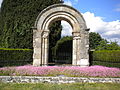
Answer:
[62,0,120,44]
[0,0,120,44]
[0,0,2,7]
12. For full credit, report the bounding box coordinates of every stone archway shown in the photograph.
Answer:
[33,4,90,66]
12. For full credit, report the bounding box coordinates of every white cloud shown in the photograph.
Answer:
[82,12,120,44]
[61,11,120,44]
[61,21,72,36]
[64,0,72,6]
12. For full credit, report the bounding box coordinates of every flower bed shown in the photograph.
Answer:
[0,65,120,78]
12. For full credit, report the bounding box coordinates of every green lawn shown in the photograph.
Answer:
[0,83,120,90]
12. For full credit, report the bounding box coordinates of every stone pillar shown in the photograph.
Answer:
[72,32,81,65]
[41,30,49,66]
[72,37,77,65]
[33,29,42,66]
[78,29,90,67]
[72,30,89,67]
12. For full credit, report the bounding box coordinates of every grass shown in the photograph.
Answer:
[0,82,120,90]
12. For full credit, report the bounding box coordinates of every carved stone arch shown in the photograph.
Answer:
[33,4,89,66]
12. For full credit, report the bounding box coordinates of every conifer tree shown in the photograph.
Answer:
[0,0,63,48]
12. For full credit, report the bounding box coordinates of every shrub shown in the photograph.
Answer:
[91,50,120,68]
[0,48,33,67]
[52,36,72,64]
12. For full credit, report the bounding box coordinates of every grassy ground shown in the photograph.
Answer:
[0,82,120,90]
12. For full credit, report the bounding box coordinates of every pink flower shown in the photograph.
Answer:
[0,65,120,77]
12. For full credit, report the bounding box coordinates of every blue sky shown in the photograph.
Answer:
[0,0,120,44]
[63,0,120,44]
[66,0,120,22]
[0,0,119,21]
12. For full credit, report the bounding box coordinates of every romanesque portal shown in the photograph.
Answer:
[33,4,89,66]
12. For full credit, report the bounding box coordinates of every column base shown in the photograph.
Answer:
[33,59,41,66]
[80,59,89,67]
[77,59,89,67]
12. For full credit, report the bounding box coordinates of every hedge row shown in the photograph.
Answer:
[0,48,33,67]
[91,50,120,68]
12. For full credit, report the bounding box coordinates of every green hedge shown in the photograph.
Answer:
[0,48,33,67]
[91,50,120,67]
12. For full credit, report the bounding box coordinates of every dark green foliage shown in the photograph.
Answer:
[0,0,63,48]
[89,32,120,50]
[95,39,108,50]
[49,21,62,48]
[91,50,120,67]
[52,36,72,64]
[0,48,33,67]
[49,21,62,62]
[96,41,120,50]
[89,32,103,50]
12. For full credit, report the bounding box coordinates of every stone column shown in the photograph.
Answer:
[42,30,49,66]
[72,36,77,65]
[33,28,42,66]
[72,32,81,66]
[78,29,90,67]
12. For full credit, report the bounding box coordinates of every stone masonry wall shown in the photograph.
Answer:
[0,76,120,83]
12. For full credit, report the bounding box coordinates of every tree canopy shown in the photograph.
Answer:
[89,32,120,50]
[0,0,63,48]
[89,32,103,50]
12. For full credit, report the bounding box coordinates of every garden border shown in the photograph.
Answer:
[0,76,120,83]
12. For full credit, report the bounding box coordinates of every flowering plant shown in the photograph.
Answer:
[0,65,120,78]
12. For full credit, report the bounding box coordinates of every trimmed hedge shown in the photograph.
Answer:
[91,50,120,68]
[0,48,33,67]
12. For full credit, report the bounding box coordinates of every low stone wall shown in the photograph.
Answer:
[0,76,120,83]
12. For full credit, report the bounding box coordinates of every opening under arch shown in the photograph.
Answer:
[48,20,73,65]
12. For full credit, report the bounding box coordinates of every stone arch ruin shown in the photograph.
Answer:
[33,4,90,66]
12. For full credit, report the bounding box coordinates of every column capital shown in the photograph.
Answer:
[42,30,50,38]
[72,31,81,38]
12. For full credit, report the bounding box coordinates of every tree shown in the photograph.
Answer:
[89,32,120,50]
[96,40,120,50]
[89,32,103,50]
[52,36,72,63]
[49,21,62,62]
[0,0,63,48]
[95,39,108,50]
[106,41,120,50]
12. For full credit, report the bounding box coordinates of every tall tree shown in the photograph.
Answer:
[89,32,120,50]
[49,20,62,62]
[96,40,120,50]
[89,32,103,50]
[0,0,63,48]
